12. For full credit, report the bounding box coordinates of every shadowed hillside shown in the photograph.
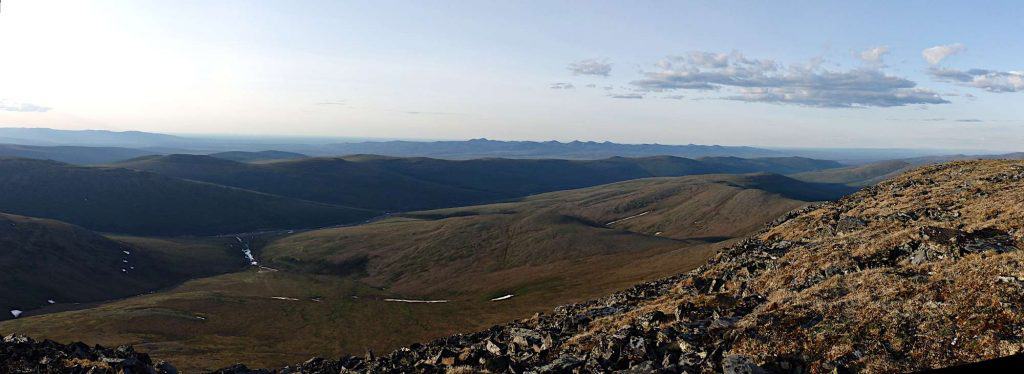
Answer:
[113,154,842,212]
[0,213,243,320]
[0,173,851,371]
[0,158,377,235]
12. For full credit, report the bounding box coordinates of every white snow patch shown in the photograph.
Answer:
[196,316,207,320]
[10,310,22,318]
[121,269,127,273]
[123,250,131,255]
[606,211,650,226]
[47,300,55,304]
[237,237,258,266]
[490,294,515,301]
[270,296,300,301]
[384,298,449,304]
[654,232,663,236]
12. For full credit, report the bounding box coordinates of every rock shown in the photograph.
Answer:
[722,355,766,374]
[155,361,179,374]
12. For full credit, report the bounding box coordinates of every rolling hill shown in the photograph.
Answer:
[0,212,243,320]
[0,143,154,165]
[208,150,309,163]
[112,154,842,212]
[0,158,377,235]
[263,173,853,297]
[791,159,913,186]
[0,173,854,370]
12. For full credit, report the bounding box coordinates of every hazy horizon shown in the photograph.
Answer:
[1,1,1022,151]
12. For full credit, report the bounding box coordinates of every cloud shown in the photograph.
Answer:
[568,59,612,77]
[955,118,984,123]
[630,51,948,108]
[922,43,965,65]
[0,100,51,112]
[929,67,1024,92]
[858,46,890,65]
[403,111,464,116]
[315,101,346,106]
[550,82,575,89]
[608,93,643,99]
[663,95,686,100]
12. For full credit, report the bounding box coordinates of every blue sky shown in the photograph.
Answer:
[0,0,1022,150]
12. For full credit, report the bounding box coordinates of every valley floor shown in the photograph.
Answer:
[0,238,730,371]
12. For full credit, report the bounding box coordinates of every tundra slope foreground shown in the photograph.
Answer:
[251,160,1024,372]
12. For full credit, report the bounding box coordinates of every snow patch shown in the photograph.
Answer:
[606,211,650,226]
[237,236,258,266]
[384,298,449,304]
[10,310,22,318]
[47,300,55,304]
[270,296,300,301]
[123,250,131,255]
[490,294,515,301]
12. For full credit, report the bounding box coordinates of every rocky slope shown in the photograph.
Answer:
[3,160,1023,373]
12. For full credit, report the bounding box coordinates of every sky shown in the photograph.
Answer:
[0,0,1022,150]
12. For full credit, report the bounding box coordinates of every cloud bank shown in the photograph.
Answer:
[930,68,1024,93]
[0,101,51,113]
[630,51,948,108]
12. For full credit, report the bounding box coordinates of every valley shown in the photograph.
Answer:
[0,169,849,371]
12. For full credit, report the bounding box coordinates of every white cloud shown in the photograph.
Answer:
[922,43,965,65]
[567,59,612,77]
[608,93,643,99]
[550,82,575,89]
[0,100,51,112]
[631,51,948,108]
[859,46,890,65]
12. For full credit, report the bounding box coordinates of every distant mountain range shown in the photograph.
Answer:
[3,127,1008,163]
